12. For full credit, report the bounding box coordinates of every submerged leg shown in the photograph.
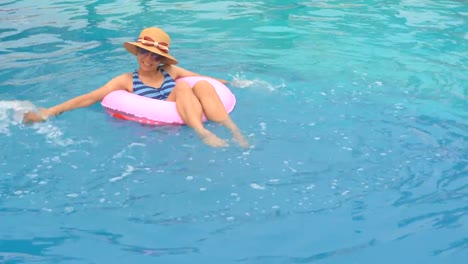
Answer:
[192,80,249,148]
[167,81,228,147]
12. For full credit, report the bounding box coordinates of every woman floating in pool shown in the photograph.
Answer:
[23,27,248,148]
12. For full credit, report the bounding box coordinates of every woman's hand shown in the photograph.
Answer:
[23,108,50,123]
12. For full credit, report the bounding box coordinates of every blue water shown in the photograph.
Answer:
[1,0,467,263]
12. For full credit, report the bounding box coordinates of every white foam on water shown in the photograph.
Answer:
[0,100,36,135]
[230,72,286,91]
[108,165,135,182]
[0,100,75,146]
[250,183,265,190]
[35,123,75,146]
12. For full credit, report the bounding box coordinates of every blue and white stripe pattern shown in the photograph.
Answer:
[132,68,176,100]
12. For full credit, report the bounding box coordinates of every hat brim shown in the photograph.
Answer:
[124,42,178,65]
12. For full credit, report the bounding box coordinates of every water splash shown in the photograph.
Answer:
[0,100,75,146]
[0,100,36,135]
[230,72,286,91]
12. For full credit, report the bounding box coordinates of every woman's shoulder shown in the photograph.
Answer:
[111,72,133,83]
[160,64,175,73]
[160,64,178,78]
[105,72,133,92]
[161,65,197,79]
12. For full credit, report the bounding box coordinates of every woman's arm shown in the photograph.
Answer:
[165,65,229,84]
[23,73,131,123]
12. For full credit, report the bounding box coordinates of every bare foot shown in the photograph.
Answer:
[196,128,228,147]
[202,133,229,147]
[233,131,249,148]
[220,119,249,148]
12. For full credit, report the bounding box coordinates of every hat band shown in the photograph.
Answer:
[137,36,169,53]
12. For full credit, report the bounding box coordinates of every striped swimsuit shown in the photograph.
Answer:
[132,68,176,100]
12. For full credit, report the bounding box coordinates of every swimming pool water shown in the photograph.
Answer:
[0,0,467,263]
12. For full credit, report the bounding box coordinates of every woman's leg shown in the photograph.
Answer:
[191,80,249,147]
[167,81,228,147]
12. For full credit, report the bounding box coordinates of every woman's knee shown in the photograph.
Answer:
[167,81,193,101]
[193,80,216,96]
[176,81,196,94]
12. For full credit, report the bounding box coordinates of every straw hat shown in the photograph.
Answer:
[124,28,178,65]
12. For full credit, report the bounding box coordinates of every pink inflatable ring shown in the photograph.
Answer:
[101,76,236,125]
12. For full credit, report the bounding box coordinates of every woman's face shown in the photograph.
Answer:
[137,47,162,70]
